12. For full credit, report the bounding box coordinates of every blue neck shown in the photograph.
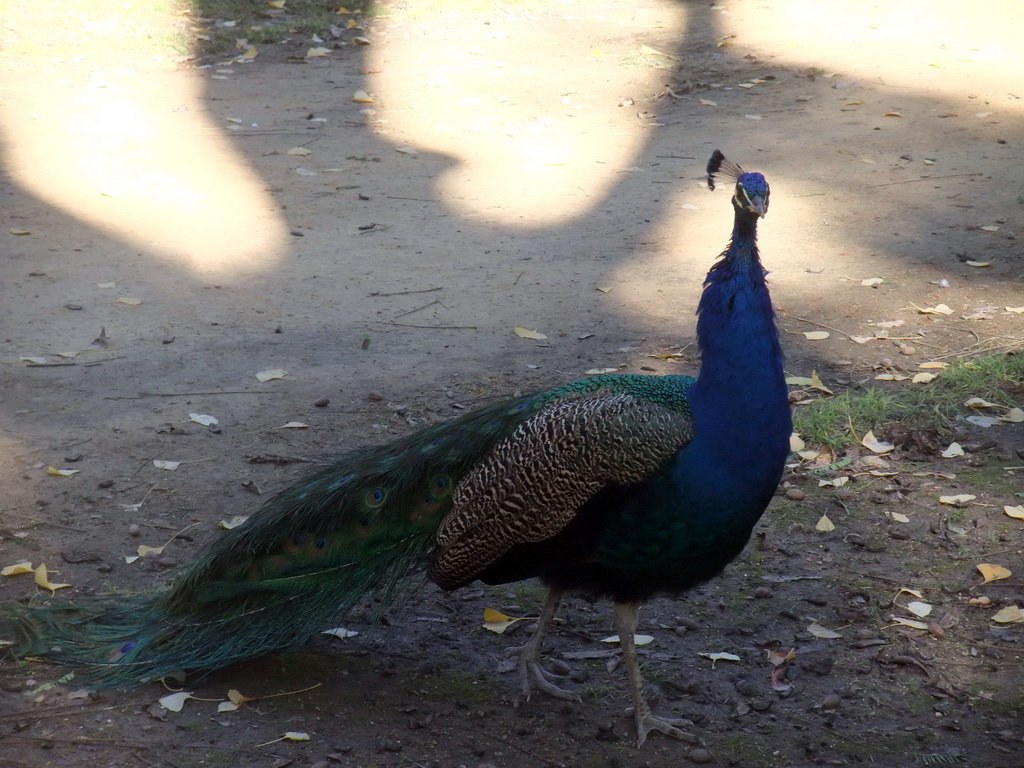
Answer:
[679,205,791,517]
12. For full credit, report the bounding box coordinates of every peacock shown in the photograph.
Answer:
[1,150,791,747]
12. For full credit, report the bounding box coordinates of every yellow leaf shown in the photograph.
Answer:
[917,304,953,315]
[287,146,312,156]
[911,373,935,384]
[284,732,310,741]
[513,327,547,340]
[256,368,288,382]
[351,89,374,102]
[699,98,718,107]
[638,45,676,59]
[940,442,964,458]
[939,493,975,505]
[977,564,1011,584]
[228,688,255,705]
[307,47,332,58]
[116,297,143,306]
[346,18,360,29]
[9,228,31,235]
[802,331,829,340]
[1,561,34,576]
[789,433,805,451]
[137,544,165,558]
[34,563,71,593]
[1003,505,1024,520]
[807,622,841,639]
[965,261,991,268]
[884,111,903,117]
[969,596,991,606]
[892,617,929,630]
[47,466,81,477]
[919,361,949,369]
[483,608,527,634]
[809,371,833,394]
[159,691,194,712]
[219,515,250,530]
[268,0,286,7]
[980,225,1000,232]
[965,397,1000,408]
[860,430,894,455]
[889,512,910,523]
[602,634,654,645]
[240,46,258,60]
[907,601,932,618]
[1001,407,1024,423]
[815,514,835,532]
[992,606,1024,624]
[1006,306,1024,314]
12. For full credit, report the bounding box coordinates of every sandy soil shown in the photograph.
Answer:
[1,0,1023,766]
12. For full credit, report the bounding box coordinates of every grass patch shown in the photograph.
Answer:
[794,352,1024,448]
[192,0,355,55]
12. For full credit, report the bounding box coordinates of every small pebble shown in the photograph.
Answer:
[97,479,114,489]
[313,397,330,408]
[367,390,384,402]
[855,628,876,641]
[689,747,714,764]
[128,524,141,537]
[753,586,773,599]
[835,489,855,501]
[549,659,571,676]
[821,693,842,711]
[927,623,945,639]
[64,303,83,311]
[156,557,178,568]
[677,616,700,631]
[785,488,806,501]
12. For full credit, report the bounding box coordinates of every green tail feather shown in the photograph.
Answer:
[1,374,692,688]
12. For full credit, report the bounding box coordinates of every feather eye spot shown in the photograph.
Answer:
[292,533,306,546]
[314,537,328,549]
[366,488,386,507]
[358,514,373,528]
[431,475,451,495]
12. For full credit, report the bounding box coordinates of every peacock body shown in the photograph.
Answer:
[2,151,791,747]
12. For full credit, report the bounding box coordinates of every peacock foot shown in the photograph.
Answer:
[627,707,699,748]
[503,644,581,703]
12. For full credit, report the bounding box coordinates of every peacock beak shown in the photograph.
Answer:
[750,196,768,218]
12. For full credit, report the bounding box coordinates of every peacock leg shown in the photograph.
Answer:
[504,586,580,702]
[613,601,699,747]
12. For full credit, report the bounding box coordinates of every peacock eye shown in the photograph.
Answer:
[314,537,327,549]
[120,641,137,654]
[292,533,306,546]
[366,488,386,506]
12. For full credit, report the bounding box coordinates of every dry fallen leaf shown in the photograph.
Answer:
[940,442,965,458]
[815,514,836,532]
[807,622,842,639]
[351,89,373,102]
[307,47,332,58]
[699,98,718,107]
[917,304,953,315]
[152,460,180,471]
[699,652,741,666]
[219,515,250,530]
[34,563,71,593]
[892,617,929,630]
[602,634,655,645]
[115,297,143,306]
[47,466,81,477]
[907,601,933,618]
[991,606,1024,624]
[977,563,1011,584]
[888,511,910,523]
[1,561,34,576]
[860,431,894,455]
[513,327,547,340]
[939,493,976,505]
[802,331,830,340]
[159,691,195,712]
[189,413,218,426]
[321,627,359,639]
[911,373,936,384]
[287,146,312,156]
[256,368,289,382]
[483,608,527,634]
[1004,505,1024,520]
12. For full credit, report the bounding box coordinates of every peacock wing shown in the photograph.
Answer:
[430,392,694,589]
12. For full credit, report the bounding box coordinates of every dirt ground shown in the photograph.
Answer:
[2,0,1024,766]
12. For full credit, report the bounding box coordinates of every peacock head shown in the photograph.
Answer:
[706,149,769,219]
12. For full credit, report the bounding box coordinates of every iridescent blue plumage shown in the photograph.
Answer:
[2,150,790,748]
